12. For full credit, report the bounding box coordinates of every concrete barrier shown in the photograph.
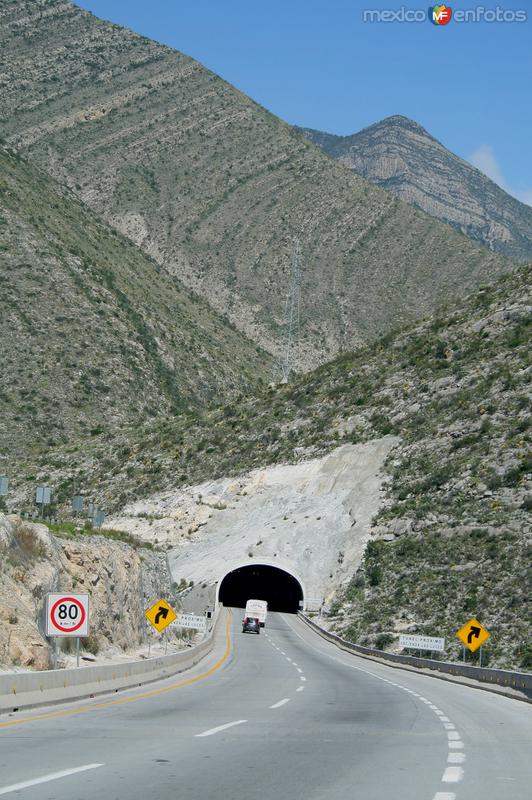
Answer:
[299,613,532,703]
[0,608,224,714]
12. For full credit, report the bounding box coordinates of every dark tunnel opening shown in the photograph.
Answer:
[218,564,304,613]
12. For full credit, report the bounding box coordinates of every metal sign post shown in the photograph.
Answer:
[72,495,84,514]
[46,594,89,670]
[399,634,445,653]
[93,508,106,529]
[36,486,51,518]
[175,613,208,632]
[456,618,490,656]
[145,599,177,633]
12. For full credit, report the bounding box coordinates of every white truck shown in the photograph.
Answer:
[245,599,268,627]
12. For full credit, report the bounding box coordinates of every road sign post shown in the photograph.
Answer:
[46,593,89,639]
[0,475,9,497]
[145,599,177,634]
[399,634,445,653]
[72,495,84,514]
[175,613,207,632]
[456,617,490,656]
[36,486,51,518]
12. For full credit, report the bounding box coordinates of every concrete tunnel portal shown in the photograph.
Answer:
[218,564,304,613]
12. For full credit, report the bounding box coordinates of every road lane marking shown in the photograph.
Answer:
[296,667,303,673]
[296,686,305,692]
[270,698,290,709]
[280,614,467,793]
[195,720,247,738]
[300,676,306,681]
[447,753,465,764]
[0,611,233,730]
[0,764,103,796]
[442,766,464,783]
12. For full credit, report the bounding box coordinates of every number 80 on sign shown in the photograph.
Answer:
[46,593,89,637]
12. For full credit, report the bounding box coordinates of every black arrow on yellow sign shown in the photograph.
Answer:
[467,625,481,644]
[154,606,169,625]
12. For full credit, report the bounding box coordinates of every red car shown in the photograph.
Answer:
[242,617,260,634]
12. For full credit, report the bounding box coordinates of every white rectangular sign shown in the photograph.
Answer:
[36,486,51,505]
[399,634,445,652]
[46,593,89,637]
[175,613,206,631]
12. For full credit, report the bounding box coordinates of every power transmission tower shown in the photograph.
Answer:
[279,238,302,383]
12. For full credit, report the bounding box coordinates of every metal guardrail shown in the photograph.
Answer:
[298,613,532,701]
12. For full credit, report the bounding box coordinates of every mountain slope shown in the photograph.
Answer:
[0,144,270,461]
[0,1,513,367]
[299,116,532,263]
[13,264,531,667]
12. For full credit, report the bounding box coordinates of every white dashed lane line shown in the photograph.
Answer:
[279,615,465,800]
[270,698,290,709]
[195,720,247,738]
[296,686,305,692]
[0,764,103,796]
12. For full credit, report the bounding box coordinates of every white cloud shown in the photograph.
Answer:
[469,144,507,187]
[469,144,532,207]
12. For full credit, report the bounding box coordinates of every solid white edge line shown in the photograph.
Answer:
[195,720,247,738]
[0,764,103,796]
[270,698,290,709]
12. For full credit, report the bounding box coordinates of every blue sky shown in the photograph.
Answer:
[76,0,532,204]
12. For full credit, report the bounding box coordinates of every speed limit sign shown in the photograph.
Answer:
[46,593,89,637]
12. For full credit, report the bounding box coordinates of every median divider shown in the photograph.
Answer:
[0,607,224,715]
[298,612,532,703]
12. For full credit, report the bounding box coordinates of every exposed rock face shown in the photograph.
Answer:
[299,116,532,263]
[0,2,511,367]
[107,438,398,607]
[0,515,176,669]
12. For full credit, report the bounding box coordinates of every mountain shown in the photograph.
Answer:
[14,263,531,668]
[0,2,513,368]
[0,144,271,461]
[298,116,532,263]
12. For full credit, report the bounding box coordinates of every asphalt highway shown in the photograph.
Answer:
[0,609,530,800]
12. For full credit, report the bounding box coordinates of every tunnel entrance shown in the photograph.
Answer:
[218,564,304,613]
